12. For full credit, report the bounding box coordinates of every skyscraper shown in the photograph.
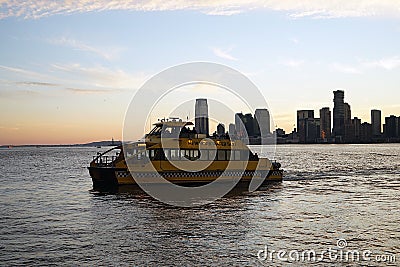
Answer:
[383,115,399,138]
[360,122,373,142]
[217,123,225,136]
[343,102,354,142]
[297,110,315,143]
[195,98,209,135]
[371,109,382,136]
[228,123,236,137]
[235,112,255,137]
[344,103,351,123]
[254,109,271,137]
[333,90,345,141]
[235,113,245,137]
[319,107,331,140]
[243,113,255,137]
[352,117,361,140]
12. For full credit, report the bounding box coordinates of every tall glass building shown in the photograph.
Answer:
[195,99,209,135]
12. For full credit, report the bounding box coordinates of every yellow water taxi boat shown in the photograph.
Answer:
[88,119,283,189]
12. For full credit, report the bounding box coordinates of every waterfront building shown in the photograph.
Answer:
[217,123,225,136]
[235,113,245,137]
[195,99,209,136]
[352,117,361,140]
[383,115,399,138]
[343,102,355,142]
[319,107,331,140]
[333,90,345,141]
[235,112,255,137]
[371,109,382,136]
[344,103,351,123]
[228,123,236,138]
[307,118,320,143]
[297,110,320,143]
[360,122,373,142]
[254,109,271,137]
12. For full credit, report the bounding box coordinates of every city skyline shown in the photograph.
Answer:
[294,90,400,144]
[1,2,400,145]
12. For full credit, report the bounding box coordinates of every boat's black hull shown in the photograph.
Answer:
[88,166,121,189]
[88,166,282,190]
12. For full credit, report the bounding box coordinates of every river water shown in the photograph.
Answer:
[0,144,399,266]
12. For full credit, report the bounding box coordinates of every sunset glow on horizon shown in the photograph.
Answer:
[1,1,400,145]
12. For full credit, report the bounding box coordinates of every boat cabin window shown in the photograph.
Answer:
[148,148,251,161]
[148,125,184,137]
[170,149,179,160]
[234,150,241,160]
[148,126,162,136]
[137,151,144,160]
[217,150,225,160]
[208,150,215,161]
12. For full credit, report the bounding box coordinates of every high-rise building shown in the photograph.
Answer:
[319,107,331,140]
[352,117,361,140]
[254,109,271,137]
[343,102,355,142]
[307,118,320,143]
[371,109,382,136]
[235,112,255,137]
[217,123,225,136]
[360,122,372,142]
[195,98,209,135]
[297,110,314,129]
[344,121,355,142]
[235,113,245,137]
[383,115,399,138]
[243,113,255,137]
[344,103,351,123]
[228,123,236,137]
[297,110,315,143]
[333,90,345,140]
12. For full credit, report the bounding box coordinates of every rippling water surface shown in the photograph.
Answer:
[0,144,399,266]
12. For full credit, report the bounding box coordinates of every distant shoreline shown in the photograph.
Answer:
[2,140,400,148]
[0,141,122,148]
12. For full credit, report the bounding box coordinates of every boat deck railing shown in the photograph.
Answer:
[93,155,118,167]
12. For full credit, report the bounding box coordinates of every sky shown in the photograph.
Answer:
[1,1,400,145]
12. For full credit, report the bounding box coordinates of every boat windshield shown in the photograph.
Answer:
[147,125,195,137]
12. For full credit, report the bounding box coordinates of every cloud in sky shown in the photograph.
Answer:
[15,81,59,87]
[330,63,362,74]
[51,63,149,89]
[65,88,125,94]
[330,56,400,74]
[1,63,149,97]
[362,56,400,70]
[48,37,123,60]
[0,65,49,80]
[279,59,304,68]
[211,47,238,61]
[1,0,400,19]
